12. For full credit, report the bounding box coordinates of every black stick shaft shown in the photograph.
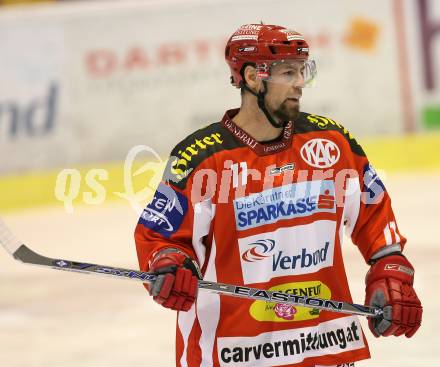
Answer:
[11,245,382,318]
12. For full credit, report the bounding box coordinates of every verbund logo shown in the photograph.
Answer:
[0,82,59,140]
[238,221,336,284]
[242,239,275,262]
[272,242,330,272]
[300,139,340,168]
[241,239,331,273]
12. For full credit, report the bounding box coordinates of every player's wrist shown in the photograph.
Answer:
[367,243,403,265]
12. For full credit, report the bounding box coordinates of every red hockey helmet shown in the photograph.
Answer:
[225,24,316,88]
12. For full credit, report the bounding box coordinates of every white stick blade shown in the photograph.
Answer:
[0,217,23,255]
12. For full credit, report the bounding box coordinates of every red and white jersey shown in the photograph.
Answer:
[135,109,406,367]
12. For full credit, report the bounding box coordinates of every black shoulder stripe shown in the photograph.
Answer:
[163,122,246,190]
[295,112,366,157]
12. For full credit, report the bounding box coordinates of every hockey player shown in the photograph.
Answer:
[135,24,422,367]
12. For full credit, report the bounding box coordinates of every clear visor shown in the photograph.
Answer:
[256,59,317,87]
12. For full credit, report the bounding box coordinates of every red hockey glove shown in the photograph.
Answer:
[149,249,201,312]
[365,254,422,337]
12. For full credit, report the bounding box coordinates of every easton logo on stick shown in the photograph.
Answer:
[233,285,344,312]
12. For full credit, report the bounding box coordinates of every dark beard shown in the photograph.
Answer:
[272,100,300,122]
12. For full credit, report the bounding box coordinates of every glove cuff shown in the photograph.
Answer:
[366,254,415,286]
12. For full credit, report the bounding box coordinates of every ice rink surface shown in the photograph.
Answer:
[0,173,439,367]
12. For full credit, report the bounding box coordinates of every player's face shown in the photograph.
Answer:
[263,60,306,122]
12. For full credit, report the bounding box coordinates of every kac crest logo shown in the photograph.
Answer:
[300,139,340,168]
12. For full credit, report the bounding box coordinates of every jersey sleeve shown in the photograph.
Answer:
[134,145,215,277]
[134,179,196,272]
[344,147,407,263]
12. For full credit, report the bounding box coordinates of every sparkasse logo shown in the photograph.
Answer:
[300,139,340,168]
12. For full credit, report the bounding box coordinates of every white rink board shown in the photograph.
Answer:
[404,0,440,127]
[0,173,439,366]
[0,0,414,174]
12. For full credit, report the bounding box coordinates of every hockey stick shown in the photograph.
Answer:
[0,217,382,318]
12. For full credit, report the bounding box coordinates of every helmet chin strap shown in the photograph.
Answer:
[241,81,289,129]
